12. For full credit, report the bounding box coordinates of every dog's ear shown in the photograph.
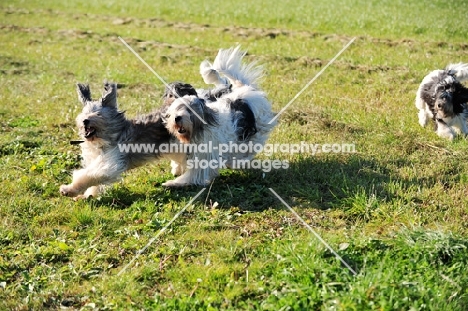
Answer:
[193,98,218,127]
[455,88,468,104]
[76,83,91,105]
[164,82,197,100]
[101,82,117,108]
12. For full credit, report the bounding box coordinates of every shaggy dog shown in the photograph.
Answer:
[162,47,277,186]
[416,63,468,139]
[59,83,174,199]
[60,46,275,195]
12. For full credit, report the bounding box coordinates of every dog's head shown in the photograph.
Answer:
[75,83,126,144]
[164,96,218,143]
[163,82,198,106]
[430,70,468,119]
[432,74,458,119]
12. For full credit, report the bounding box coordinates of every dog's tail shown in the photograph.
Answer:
[200,46,263,88]
[446,63,468,83]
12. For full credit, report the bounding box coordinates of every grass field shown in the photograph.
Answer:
[1,0,468,309]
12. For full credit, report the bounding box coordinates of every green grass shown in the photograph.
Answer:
[1,0,468,309]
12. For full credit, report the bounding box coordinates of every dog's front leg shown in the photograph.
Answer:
[418,109,429,127]
[170,160,185,176]
[60,157,125,198]
[59,168,99,197]
[71,186,102,201]
[162,165,218,187]
[436,120,456,140]
[60,149,128,198]
[162,173,194,187]
[67,186,103,201]
[161,152,187,176]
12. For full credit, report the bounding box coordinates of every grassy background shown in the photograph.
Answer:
[1,0,468,309]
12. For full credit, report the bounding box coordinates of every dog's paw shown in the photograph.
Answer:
[59,184,80,197]
[171,166,183,176]
[443,132,456,141]
[162,180,190,187]
[83,186,100,198]
[73,194,94,201]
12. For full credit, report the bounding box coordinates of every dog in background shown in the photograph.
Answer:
[59,82,174,199]
[415,63,468,140]
[162,47,277,187]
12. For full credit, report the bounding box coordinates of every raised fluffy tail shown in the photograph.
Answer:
[446,63,468,83]
[199,46,263,88]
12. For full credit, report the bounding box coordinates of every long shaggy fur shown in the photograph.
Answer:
[160,46,275,186]
[416,63,468,140]
[199,45,263,89]
[163,85,277,186]
[160,46,276,186]
[163,46,263,106]
[59,82,173,199]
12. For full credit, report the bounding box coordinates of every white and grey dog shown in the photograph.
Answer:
[162,46,277,186]
[59,83,173,199]
[415,63,468,140]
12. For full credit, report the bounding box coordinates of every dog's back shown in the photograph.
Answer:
[446,63,468,83]
[200,46,263,89]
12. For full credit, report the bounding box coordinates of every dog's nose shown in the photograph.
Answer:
[83,119,90,126]
[175,116,182,122]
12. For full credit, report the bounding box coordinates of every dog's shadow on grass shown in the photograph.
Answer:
[169,154,397,212]
[90,154,400,213]
[87,182,202,210]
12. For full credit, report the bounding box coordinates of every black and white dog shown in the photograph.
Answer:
[162,46,277,186]
[416,63,468,140]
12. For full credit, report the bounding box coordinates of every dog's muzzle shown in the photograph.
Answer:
[435,93,454,118]
[175,116,187,134]
[83,119,96,139]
